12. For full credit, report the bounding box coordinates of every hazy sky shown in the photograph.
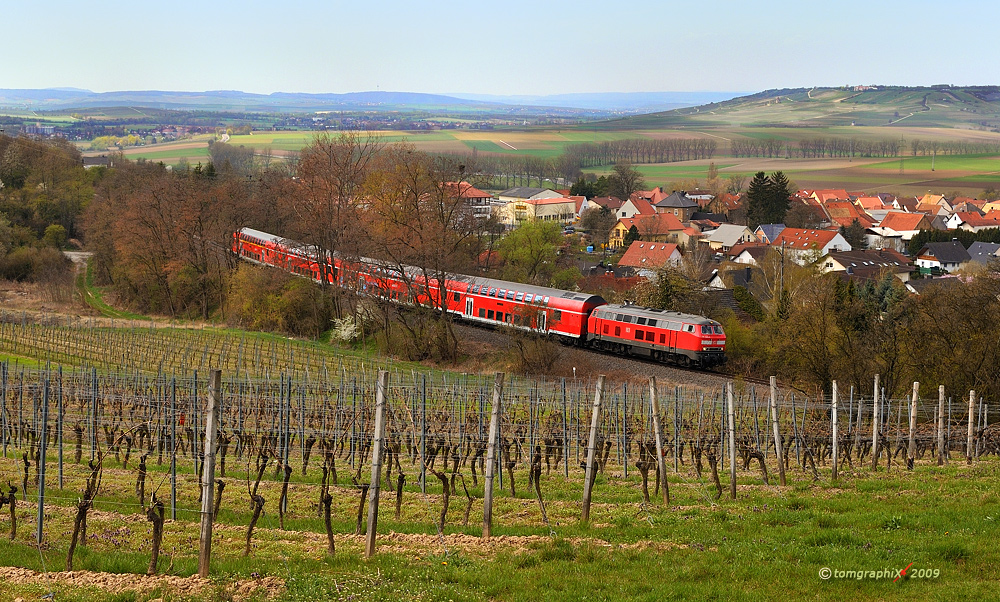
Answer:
[6,0,999,95]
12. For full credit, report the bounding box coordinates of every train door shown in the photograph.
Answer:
[465,297,473,316]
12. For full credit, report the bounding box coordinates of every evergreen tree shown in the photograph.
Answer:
[839,218,868,250]
[623,224,640,247]
[745,171,770,229]
[767,171,793,224]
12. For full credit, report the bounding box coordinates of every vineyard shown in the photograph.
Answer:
[0,313,998,600]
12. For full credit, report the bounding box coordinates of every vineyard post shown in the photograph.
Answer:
[193,370,200,476]
[57,366,63,489]
[871,374,880,471]
[673,385,680,472]
[364,370,389,559]
[937,385,945,466]
[581,375,605,524]
[483,372,503,539]
[91,367,97,462]
[967,390,975,465]
[170,377,177,520]
[562,378,569,479]
[907,382,918,470]
[420,374,427,494]
[198,369,221,578]
[36,377,49,545]
[727,382,736,500]
[976,397,984,460]
[2,361,7,458]
[769,377,785,486]
[622,383,628,479]
[853,384,862,464]
[831,380,838,481]
[648,377,669,505]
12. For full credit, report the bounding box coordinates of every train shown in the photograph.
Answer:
[233,227,726,367]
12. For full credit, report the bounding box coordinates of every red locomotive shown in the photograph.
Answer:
[233,227,726,367]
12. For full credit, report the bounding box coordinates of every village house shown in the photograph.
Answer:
[967,241,1000,265]
[616,196,656,219]
[770,228,851,264]
[701,224,757,252]
[617,241,682,277]
[609,213,689,248]
[653,191,700,221]
[945,211,1000,232]
[914,241,971,273]
[818,248,914,282]
[444,181,495,220]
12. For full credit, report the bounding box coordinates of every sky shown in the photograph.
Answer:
[5,0,1000,96]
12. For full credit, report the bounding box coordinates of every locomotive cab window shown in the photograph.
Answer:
[714,325,724,334]
[553,310,562,320]
[453,292,460,302]
[701,325,712,334]
[685,325,695,333]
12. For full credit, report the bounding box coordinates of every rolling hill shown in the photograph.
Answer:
[594,86,1000,131]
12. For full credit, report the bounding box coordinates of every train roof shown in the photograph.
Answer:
[595,303,719,325]
[238,227,286,244]
[462,275,605,307]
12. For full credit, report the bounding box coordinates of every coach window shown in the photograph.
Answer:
[489,288,497,297]
[487,310,494,320]
[499,289,506,299]
[646,331,655,342]
[623,315,634,323]
[515,292,524,302]
[647,319,657,327]
[615,326,621,336]
[616,314,624,321]
[543,296,550,304]
[507,291,515,300]
[553,310,562,320]
[659,333,665,344]
[479,308,485,318]
[525,294,534,303]
[514,315,522,325]
[603,325,609,334]
[453,292,460,302]
[635,329,644,340]
[637,317,647,325]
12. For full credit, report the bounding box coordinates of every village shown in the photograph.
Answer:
[465,181,1000,302]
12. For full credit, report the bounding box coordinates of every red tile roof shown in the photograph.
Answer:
[444,181,491,199]
[771,228,840,250]
[618,212,686,235]
[812,189,850,202]
[957,211,1000,228]
[879,212,929,232]
[824,201,875,228]
[626,197,657,216]
[618,241,681,268]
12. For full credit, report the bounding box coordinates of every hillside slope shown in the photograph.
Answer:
[594,86,1000,131]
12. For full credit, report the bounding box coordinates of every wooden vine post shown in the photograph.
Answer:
[907,382,919,470]
[727,382,737,500]
[482,372,504,540]
[871,374,880,471]
[364,370,389,558]
[938,385,946,466]
[648,377,669,505]
[198,369,221,578]
[831,380,839,481]
[967,389,975,465]
[581,375,605,524]
[769,377,785,486]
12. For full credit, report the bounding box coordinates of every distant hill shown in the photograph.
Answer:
[446,91,745,112]
[0,88,748,116]
[593,86,1000,131]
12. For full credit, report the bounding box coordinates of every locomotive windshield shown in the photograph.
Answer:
[714,325,724,334]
